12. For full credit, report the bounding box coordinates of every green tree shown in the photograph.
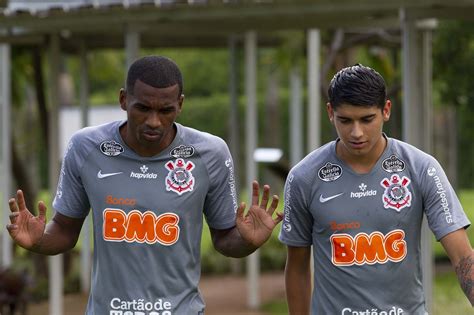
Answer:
[433,20,474,189]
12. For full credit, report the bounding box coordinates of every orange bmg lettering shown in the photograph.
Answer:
[103,209,180,245]
[330,229,406,266]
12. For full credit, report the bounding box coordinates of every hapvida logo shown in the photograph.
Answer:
[350,183,377,199]
[130,164,158,179]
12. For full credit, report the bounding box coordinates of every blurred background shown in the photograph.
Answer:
[0,0,473,314]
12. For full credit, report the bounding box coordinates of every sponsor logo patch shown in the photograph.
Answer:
[330,221,360,231]
[331,229,407,266]
[103,209,179,245]
[110,297,173,314]
[105,195,136,206]
[130,165,158,179]
[170,144,195,158]
[341,306,404,315]
[382,154,406,173]
[350,183,377,199]
[380,175,412,212]
[427,166,453,224]
[283,174,295,230]
[225,158,238,212]
[100,140,124,157]
[318,162,343,182]
[165,158,195,195]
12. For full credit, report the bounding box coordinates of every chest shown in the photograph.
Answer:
[310,169,423,234]
[80,154,210,217]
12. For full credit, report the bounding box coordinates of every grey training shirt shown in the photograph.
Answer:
[279,136,470,315]
[53,121,238,315]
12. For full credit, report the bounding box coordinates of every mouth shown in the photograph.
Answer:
[142,130,162,142]
[348,141,367,150]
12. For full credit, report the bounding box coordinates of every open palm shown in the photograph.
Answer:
[7,190,46,250]
[236,181,283,247]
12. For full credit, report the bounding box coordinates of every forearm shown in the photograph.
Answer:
[454,250,474,306]
[211,227,258,258]
[31,217,80,255]
[285,264,311,314]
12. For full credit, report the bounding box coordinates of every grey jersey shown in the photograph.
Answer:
[279,136,470,315]
[53,121,238,315]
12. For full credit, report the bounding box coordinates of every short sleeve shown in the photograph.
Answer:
[420,157,470,241]
[203,139,238,230]
[279,169,314,247]
[52,133,91,218]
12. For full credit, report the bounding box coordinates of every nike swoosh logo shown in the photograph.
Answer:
[97,170,123,179]
[319,193,344,203]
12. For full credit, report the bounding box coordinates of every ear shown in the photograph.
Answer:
[326,102,335,124]
[382,100,391,122]
[177,94,185,114]
[119,88,127,111]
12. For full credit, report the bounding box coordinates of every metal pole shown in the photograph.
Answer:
[125,25,140,72]
[307,29,321,152]
[79,41,91,294]
[244,30,260,309]
[289,66,303,167]
[0,42,12,267]
[401,9,433,313]
[228,34,240,193]
[48,33,64,315]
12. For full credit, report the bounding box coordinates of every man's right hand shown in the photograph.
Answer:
[7,189,47,250]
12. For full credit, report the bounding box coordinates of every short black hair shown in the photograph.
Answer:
[126,55,183,97]
[328,64,386,110]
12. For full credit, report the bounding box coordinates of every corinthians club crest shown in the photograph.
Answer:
[165,158,195,195]
[380,174,412,212]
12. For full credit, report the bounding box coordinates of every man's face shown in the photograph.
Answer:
[327,101,391,161]
[120,79,183,157]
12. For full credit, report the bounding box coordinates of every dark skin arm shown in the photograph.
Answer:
[440,228,474,306]
[7,189,85,255]
[210,181,282,258]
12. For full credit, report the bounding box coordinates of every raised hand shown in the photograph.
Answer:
[236,181,283,247]
[7,190,47,250]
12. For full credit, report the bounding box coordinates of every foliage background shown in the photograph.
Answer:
[7,20,474,309]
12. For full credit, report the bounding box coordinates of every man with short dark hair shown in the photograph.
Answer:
[279,64,473,314]
[7,55,282,314]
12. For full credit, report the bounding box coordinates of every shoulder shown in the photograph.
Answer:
[289,141,337,184]
[389,137,438,167]
[292,141,335,174]
[177,124,229,153]
[67,121,122,158]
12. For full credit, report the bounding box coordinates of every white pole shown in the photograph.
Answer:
[307,29,321,152]
[244,30,260,309]
[0,42,12,267]
[125,25,140,72]
[79,41,91,294]
[289,66,303,167]
[48,33,64,315]
[401,9,433,313]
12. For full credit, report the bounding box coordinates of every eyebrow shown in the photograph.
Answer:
[336,113,376,120]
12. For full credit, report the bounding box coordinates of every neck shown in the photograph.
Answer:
[337,135,387,174]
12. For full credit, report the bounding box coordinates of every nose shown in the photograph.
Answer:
[350,121,363,139]
[146,111,161,129]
